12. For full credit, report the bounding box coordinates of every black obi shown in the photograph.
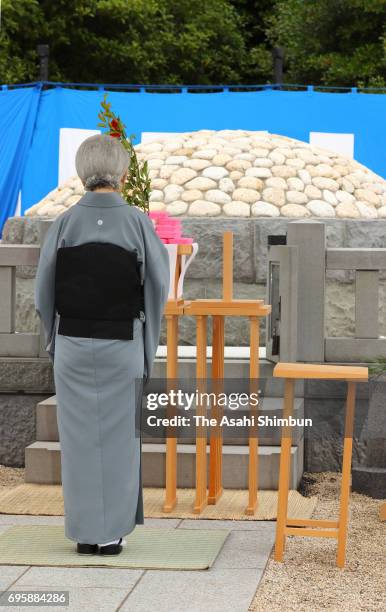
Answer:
[55,241,144,340]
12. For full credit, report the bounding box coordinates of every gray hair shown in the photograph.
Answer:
[75,133,130,191]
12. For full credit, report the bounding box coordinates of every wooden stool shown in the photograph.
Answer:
[184,232,271,514]
[273,362,368,568]
[380,502,386,522]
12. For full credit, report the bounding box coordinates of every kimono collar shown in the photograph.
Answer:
[78,191,127,207]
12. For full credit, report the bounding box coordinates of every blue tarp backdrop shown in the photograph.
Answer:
[1,85,386,235]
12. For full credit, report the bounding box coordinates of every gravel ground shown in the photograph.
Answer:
[250,472,386,612]
[0,464,25,487]
[1,466,384,610]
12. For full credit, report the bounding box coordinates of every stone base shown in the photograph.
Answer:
[352,466,386,499]
[25,439,304,490]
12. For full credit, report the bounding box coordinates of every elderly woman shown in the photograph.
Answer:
[34,134,170,556]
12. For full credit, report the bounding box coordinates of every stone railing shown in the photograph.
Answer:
[266,220,386,363]
[0,219,53,358]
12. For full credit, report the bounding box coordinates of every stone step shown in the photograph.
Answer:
[25,438,303,490]
[36,396,305,445]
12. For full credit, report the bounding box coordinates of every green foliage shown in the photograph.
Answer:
[1,0,386,88]
[97,93,151,213]
[267,0,386,88]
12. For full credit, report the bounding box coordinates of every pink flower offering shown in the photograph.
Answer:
[149,210,193,245]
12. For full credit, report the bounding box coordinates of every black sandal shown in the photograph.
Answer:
[77,543,99,555]
[99,538,123,556]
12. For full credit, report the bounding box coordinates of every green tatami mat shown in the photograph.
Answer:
[0,525,229,570]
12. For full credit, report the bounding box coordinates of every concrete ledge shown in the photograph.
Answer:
[0,333,40,358]
[325,338,386,361]
[352,466,386,499]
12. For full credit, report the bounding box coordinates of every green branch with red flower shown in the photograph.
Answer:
[97,93,151,214]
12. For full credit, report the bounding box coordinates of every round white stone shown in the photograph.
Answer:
[377,206,386,218]
[170,168,197,185]
[355,202,377,218]
[165,155,188,165]
[188,200,221,216]
[147,158,164,169]
[287,177,304,191]
[323,190,338,206]
[149,201,167,212]
[223,201,251,217]
[272,165,297,178]
[183,159,212,171]
[304,184,321,199]
[312,177,339,191]
[336,190,354,204]
[249,167,272,178]
[286,158,305,169]
[297,169,312,185]
[149,189,164,202]
[219,178,235,193]
[226,159,252,171]
[164,184,184,203]
[151,179,168,190]
[281,204,311,218]
[306,200,335,217]
[181,189,203,202]
[336,202,360,218]
[202,166,229,180]
[232,188,261,203]
[354,188,380,206]
[238,176,263,191]
[205,189,232,205]
[265,177,287,190]
[287,190,308,204]
[253,157,273,168]
[212,153,232,166]
[166,201,188,215]
[185,177,217,191]
[192,149,218,160]
[160,165,179,179]
[269,151,286,165]
[251,202,280,217]
[262,188,286,207]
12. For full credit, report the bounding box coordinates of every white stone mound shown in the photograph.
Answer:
[24,130,386,218]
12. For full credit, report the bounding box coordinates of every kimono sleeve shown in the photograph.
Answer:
[140,213,170,382]
[34,217,64,364]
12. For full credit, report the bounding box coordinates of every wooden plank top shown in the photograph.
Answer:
[273,362,368,381]
[184,301,271,317]
[164,299,188,315]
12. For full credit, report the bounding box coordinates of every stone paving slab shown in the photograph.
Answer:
[4,585,129,612]
[12,566,144,589]
[120,568,263,612]
[1,515,273,612]
[0,566,29,590]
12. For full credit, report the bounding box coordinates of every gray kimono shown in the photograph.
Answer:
[34,190,170,544]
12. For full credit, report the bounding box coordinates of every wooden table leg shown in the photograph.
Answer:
[163,314,178,512]
[336,381,356,568]
[274,378,294,561]
[208,315,224,504]
[246,316,260,515]
[194,314,208,514]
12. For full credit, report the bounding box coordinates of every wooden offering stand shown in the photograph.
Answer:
[163,244,193,512]
[183,232,271,515]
